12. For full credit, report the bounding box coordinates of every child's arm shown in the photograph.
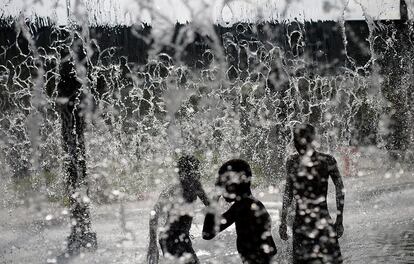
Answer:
[147,189,170,264]
[147,200,161,263]
[329,156,345,238]
[147,203,160,263]
[202,199,237,240]
[194,180,210,206]
[279,159,294,241]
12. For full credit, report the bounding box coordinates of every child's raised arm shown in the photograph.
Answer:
[202,197,237,240]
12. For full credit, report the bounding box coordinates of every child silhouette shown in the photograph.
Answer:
[147,155,209,264]
[202,159,277,264]
[279,124,344,264]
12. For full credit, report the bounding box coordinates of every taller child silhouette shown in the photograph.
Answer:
[279,124,345,264]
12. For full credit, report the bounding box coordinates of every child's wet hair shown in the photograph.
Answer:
[216,159,252,196]
[293,123,316,143]
[177,155,201,182]
[177,155,201,203]
[178,155,200,172]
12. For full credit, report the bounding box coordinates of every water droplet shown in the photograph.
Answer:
[45,214,53,221]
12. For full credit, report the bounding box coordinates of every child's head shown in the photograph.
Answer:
[293,123,316,155]
[216,159,252,201]
[177,155,201,188]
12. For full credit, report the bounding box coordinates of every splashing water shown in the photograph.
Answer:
[0,1,413,263]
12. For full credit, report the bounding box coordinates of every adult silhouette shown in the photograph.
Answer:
[279,124,344,264]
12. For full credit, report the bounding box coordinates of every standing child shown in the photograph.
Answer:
[202,159,277,264]
[147,155,210,264]
[279,124,344,264]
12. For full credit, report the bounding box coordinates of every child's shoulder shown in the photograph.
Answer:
[239,197,267,211]
[286,154,300,164]
[316,152,337,164]
[159,184,181,199]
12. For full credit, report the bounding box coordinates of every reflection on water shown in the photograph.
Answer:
[391,228,414,263]
[342,184,414,264]
[358,227,414,263]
